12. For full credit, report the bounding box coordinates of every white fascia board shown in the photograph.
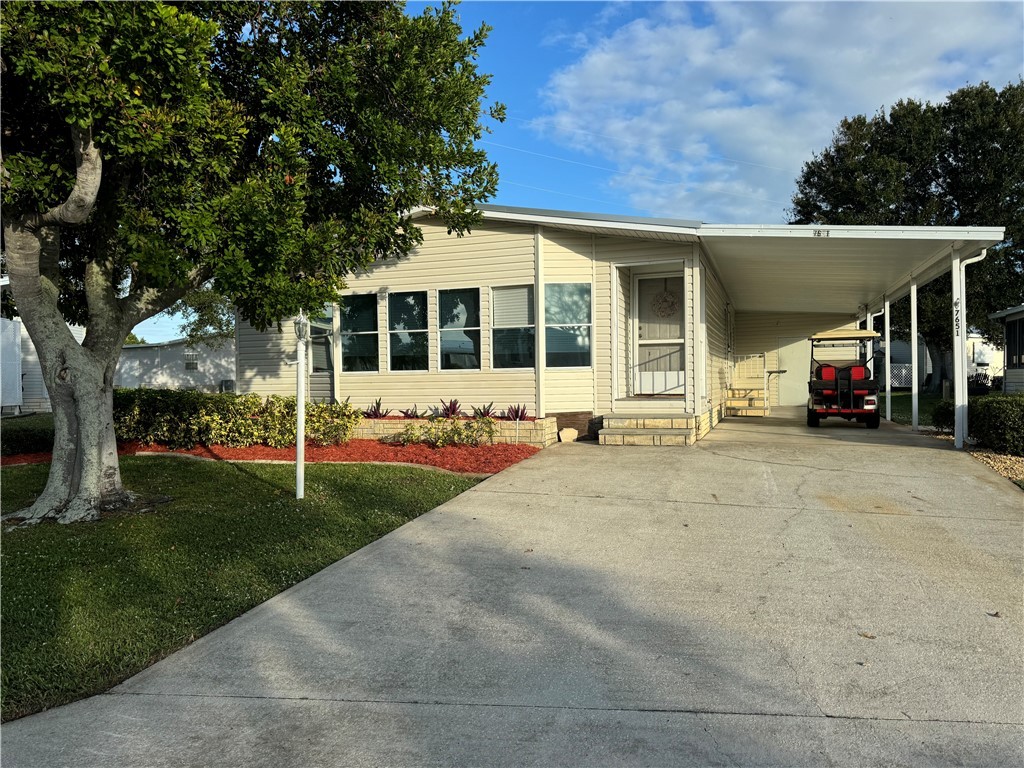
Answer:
[699,224,1005,241]
[480,208,701,239]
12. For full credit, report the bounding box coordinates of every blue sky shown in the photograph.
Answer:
[136,0,1023,341]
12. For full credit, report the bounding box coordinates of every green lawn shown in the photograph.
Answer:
[878,391,944,427]
[1,457,478,721]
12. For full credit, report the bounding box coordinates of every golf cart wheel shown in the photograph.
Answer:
[866,414,881,430]
[806,409,820,428]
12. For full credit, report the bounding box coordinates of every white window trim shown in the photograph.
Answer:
[338,295,380,375]
[183,350,199,371]
[544,281,593,370]
[490,284,537,371]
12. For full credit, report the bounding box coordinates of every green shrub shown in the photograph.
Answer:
[392,416,496,448]
[0,414,55,456]
[113,389,361,449]
[969,394,1024,456]
[931,399,954,433]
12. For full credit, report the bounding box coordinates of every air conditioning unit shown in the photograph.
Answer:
[220,379,235,393]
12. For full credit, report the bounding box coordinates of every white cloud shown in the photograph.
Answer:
[536,1,1024,223]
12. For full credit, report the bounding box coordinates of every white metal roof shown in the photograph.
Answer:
[468,206,1004,318]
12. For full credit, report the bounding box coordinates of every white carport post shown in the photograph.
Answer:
[951,249,988,449]
[951,250,965,448]
[884,296,891,421]
[910,279,919,430]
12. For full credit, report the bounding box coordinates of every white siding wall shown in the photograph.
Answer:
[614,267,631,405]
[540,228,596,413]
[116,341,235,392]
[236,322,295,397]
[701,256,730,433]
[733,312,857,406]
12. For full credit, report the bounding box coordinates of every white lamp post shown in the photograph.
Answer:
[293,309,310,499]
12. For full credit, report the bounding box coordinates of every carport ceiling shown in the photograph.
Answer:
[699,225,1005,316]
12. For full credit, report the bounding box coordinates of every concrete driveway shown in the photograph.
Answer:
[4,411,1022,766]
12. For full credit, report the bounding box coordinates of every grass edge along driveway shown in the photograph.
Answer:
[1,457,479,721]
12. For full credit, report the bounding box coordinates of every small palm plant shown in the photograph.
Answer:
[363,398,392,419]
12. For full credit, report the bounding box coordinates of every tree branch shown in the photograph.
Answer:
[39,127,102,227]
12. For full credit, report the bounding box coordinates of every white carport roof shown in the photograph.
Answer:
[472,206,1004,319]
[698,225,1004,316]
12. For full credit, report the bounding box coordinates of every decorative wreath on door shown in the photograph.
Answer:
[651,289,679,318]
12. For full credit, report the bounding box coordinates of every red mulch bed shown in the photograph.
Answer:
[1,440,540,475]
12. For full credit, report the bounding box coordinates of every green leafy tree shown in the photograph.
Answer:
[123,332,147,345]
[790,82,1024,389]
[1,1,503,522]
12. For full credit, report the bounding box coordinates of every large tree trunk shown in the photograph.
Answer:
[20,333,129,523]
[2,128,132,523]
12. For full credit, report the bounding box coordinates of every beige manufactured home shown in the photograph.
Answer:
[236,205,1003,446]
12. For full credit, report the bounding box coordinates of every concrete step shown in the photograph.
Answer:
[603,415,696,430]
[611,398,690,415]
[725,397,765,408]
[726,407,771,417]
[599,428,695,446]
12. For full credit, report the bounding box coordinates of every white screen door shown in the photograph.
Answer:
[634,276,685,395]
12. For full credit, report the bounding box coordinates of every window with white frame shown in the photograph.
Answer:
[545,283,592,367]
[491,285,535,369]
[388,291,428,370]
[340,295,379,372]
[439,288,481,369]
[184,350,199,371]
[310,303,334,373]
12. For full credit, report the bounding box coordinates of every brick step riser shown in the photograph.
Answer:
[603,417,695,430]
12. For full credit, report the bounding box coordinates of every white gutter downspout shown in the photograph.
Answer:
[952,248,987,449]
[910,279,919,430]
[884,296,891,421]
[534,226,546,418]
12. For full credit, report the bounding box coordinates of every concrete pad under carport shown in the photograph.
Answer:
[3,419,1021,767]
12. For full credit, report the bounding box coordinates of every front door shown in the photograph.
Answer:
[633,275,686,395]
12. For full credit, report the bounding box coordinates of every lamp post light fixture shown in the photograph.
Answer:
[294,309,310,499]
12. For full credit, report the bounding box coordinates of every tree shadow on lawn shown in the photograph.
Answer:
[0,458,469,721]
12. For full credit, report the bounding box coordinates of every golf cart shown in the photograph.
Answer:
[806,330,881,429]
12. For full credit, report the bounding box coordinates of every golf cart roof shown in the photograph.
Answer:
[809,330,880,342]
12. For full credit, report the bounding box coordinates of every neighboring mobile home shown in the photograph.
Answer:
[236,205,1003,445]
[989,304,1024,393]
[115,337,236,393]
[0,317,86,413]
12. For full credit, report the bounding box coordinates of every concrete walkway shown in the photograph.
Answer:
[4,411,1022,766]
